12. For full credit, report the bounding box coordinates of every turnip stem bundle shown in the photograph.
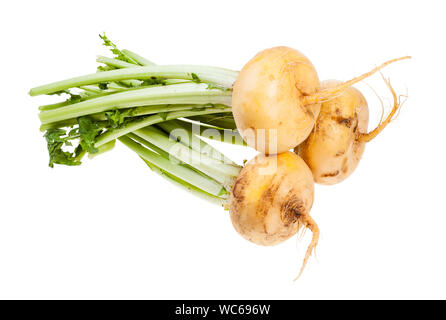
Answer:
[30,34,245,205]
[118,134,235,203]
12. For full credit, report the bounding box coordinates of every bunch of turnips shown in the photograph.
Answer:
[30,35,410,278]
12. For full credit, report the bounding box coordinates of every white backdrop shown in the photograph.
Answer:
[1,0,445,299]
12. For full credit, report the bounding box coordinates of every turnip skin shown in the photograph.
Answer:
[229,152,319,277]
[297,80,369,185]
[232,47,321,155]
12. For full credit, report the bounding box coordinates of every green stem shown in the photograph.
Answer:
[30,65,238,96]
[127,133,232,198]
[118,136,226,198]
[129,104,203,117]
[96,56,137,69]
[39,100,72,111]
[140,157,225,205]
[94,105,231,147]
[40,119,78,131]
[39,80,192,112]
[133,126,240,188]
[39,104,215,131]
[175,119,246,146]
[127,132,231,199]
[96,56,143,87]
[156,120,238,164]
[187,113,237,130]
[127,133,171,159]
[39,89,119,112]
[39,83,232,124]
[87,140,116,159]
[122,49,156,66]
[79,85,104,94]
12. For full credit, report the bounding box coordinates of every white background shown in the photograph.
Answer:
[1,0,445,299]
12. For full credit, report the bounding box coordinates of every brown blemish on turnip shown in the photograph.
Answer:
[341,158,349,174]
[332,116,354,128]
[257,182,281,222]
[231,173,248,209]
[321,171,340,177]
[280,193,304,226]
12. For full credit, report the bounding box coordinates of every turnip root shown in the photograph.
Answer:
[232,47,320,154]
[232,48,409,155]
[229,151,319,277]
[296,76,404,185]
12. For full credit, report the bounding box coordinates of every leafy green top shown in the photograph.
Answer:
[78,117,103,154]
[44,128,82,168]
[104,109,134,128]
[44,116,107,167]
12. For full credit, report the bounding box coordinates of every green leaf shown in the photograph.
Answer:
[44,129,82,168]
[78,116,103,154]
[158,112,168,121]
[48,89,82,102]
[191,105,207,112]
[47,145,82,168]
[99,33,138,64]
[104,109,134,128]
[98,82,109,90]
[206,83,230,91]
[191,73,201,83]
[141,77,166,86]
[68,93,82,103]
[44,128,68,143]
[218,187,230,197]
[68,127,79,137]
[97,65,114,72]
[48,90,70,96]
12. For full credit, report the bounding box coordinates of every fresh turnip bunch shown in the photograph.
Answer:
[29,34,409,278]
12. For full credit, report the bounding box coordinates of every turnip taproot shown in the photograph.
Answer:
[296,76,404,185]
[229,152,318,278]
[232,48,409,154]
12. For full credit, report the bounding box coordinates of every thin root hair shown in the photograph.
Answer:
[359,74,406,143]
[364,80,386,125]
[294,215,320,281]
[302,56,411,105]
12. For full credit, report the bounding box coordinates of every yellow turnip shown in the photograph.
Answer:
[232,47,320,154]
[229,152,319,278]
[296,76,404,185]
